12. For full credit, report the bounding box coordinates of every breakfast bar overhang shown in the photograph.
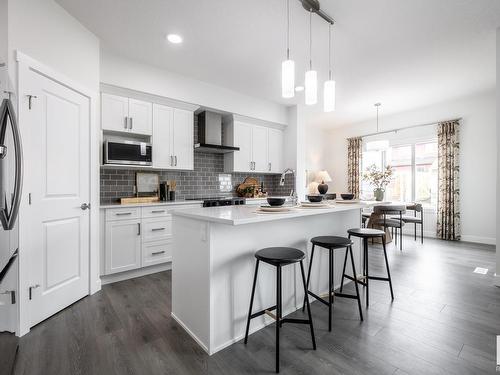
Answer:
[171,203,373,355]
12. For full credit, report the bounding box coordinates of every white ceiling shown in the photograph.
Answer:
[57,0,500,128]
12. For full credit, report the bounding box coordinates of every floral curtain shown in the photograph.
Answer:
[437,120,460,240]
[347,137,362,199]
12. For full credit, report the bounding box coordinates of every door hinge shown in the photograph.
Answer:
[28,284,40,300]
[1,290,16,304]
[28,193,31,205]
[27,94,37,110]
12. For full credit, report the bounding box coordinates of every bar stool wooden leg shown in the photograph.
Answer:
[244,259,260,344]
[348,245,363,321]
[381,236,394,300]
[302,244,316,312]
[299,260,317,350]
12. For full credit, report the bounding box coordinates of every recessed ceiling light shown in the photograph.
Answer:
[295,86,304,92]
[167,34,183,44]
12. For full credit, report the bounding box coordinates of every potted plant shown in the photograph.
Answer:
[363,164,394,201]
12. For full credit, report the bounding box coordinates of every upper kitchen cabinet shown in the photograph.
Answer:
[101,93,152,136]
[152,104,194,170]
[224,116,285,174]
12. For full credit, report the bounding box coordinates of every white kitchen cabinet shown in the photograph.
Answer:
[152,104,194,170]
[101,93,152,136]
[252,125,268,172]
[101,93,129,132]
[152,104,173,169]
[224,121,284,174]
[105,219,142,275]
[267,128,284,173]
[128,98,153,135]
[172,108,194,170]
[142,239,172,267]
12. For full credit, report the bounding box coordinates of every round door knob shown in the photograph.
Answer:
[80,203,90,210]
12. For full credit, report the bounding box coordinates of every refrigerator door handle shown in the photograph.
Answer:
[0,98,23,231]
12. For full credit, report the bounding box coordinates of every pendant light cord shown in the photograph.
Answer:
[309,10,312,70]
[286,0,290,59]
[328,24,332,80]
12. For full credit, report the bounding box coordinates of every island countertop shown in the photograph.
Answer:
[171,201,380,225]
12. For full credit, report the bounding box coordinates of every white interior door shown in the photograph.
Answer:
[172,108,193,170]
[24,69,90,328]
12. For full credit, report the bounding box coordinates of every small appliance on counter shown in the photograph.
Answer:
[160,182,169,201]
[186,197,246,207]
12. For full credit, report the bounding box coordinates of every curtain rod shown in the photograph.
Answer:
[358,117,462,139]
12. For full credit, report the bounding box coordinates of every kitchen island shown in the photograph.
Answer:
[171,202,373,355]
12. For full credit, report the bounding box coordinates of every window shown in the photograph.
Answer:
[361,139,438,208]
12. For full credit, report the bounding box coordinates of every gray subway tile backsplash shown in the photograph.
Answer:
[100,152,294,204]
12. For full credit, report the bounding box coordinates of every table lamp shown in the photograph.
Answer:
[316,170,332,195]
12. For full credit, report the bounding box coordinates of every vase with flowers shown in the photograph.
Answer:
[363,164,394,201]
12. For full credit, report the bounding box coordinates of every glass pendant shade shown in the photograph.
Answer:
[281,59,295,98]
[323,79,336,112]
[305,70,317,105]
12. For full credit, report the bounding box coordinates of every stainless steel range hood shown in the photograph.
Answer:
[194,111,239,154]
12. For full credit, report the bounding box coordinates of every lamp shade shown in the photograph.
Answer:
[281,59,295,98]
[323,80,336,112]
[316,170,332,183]
[305,70,317,105]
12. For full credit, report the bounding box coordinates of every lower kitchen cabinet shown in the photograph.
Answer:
[105,219,142,274]
[102,203,201,276]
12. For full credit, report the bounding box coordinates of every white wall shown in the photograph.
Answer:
[100,50,287,126]
[7,0,100,92]
[324,90,496,244]
[496,28,500,284]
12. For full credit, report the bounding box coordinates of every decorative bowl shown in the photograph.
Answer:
[323,193,337,200]
[341,193,355,200]
[267,197,286,206]
[307,195,324,203]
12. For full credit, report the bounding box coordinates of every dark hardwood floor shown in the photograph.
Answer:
[6,238,500,375]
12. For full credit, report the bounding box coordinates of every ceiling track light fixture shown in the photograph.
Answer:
[280,0,336,112]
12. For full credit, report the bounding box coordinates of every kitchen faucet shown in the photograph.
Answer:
[280,168,298,206]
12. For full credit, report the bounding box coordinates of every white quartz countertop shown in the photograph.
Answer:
[100,200,203,209]
[172,201,380,225]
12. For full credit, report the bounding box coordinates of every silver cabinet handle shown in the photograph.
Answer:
[0,98,23,231]
[170,155,173,166]
[268,162,271,171]
[130,117,133,129]
[152,227,165,232]
[116,212,132,216]
[175,156,177,166]
[151,210,165,213]
[137,223,141,236]
[249,161,252,170]
[152,250,166,256]
[124,116,128,129]
[80,203,91,210]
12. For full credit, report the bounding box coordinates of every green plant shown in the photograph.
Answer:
[363,164,394,190]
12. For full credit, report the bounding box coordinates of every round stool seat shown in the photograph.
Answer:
[347,228,385,238]
[311,236,353,249]
[255,247,305,266]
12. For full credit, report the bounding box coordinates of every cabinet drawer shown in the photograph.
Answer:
[142,206,170,218]
[142,239,172,267]
[142,217,172,241]
[106,207,141,221]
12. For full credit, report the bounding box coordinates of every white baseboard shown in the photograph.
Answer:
[171,312,210,354]
[460,235,496,245]
[101,262,171,285]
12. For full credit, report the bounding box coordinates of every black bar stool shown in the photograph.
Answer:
[341,228,394,307]
[244,247,316,373]
[302,236,363,332]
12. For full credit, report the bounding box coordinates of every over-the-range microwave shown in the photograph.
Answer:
[103,140,153,166]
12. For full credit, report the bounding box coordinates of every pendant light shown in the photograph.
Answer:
[323,24,335,112]
[305,10,317,105]
[281,0,295,98]
[366,103,390,151]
